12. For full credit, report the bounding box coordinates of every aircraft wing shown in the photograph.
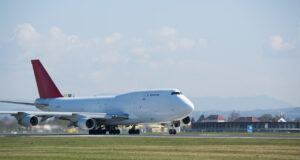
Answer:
[0,111,129,121]
[0,101,48,107]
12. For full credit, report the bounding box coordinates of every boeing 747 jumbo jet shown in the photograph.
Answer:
[0,60,194,135]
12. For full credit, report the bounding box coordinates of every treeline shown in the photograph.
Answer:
[192,112,300,123]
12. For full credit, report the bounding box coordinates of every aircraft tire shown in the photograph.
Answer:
[109,130,115,135]
[135,129,140,134]
[89,129,106,135]
[89,130,95,135]
[98,129,106,135]
[129,129,140,134]
[169,129,176,135]
[128,129,133,134]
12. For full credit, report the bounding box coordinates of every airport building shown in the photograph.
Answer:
[202,115,226,122]
[190,121,300,132]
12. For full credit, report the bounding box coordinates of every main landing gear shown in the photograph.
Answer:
[89,125,120,135]
[107,125,121,135]
[169,129,176,135]
[128,125,140,135]
[88,125,140,135]
[89,128,106,135]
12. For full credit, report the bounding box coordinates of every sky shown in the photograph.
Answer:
[0,0,300,107]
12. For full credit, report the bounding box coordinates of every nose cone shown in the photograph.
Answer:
[179,95,194,115]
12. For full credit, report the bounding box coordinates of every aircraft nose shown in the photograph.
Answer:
[179,95,194,114]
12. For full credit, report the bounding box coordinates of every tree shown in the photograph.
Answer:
[259,114,273,122]
[191,118,195,123]
[285,117,291,122]
[228,111,240,121]
[197,114,205,122]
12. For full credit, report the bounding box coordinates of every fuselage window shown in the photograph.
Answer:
[149,94,160,96]
[171,91,182,95]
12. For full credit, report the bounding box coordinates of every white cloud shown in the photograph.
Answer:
[158,27,177,39]
[131,47,145,54]
[14,23,40,49]
[100,51,128,64]
[49,26,62,40]
[15,24,40,42]
[198,38,208,48]
[130,38,146,55]
[268,36,292,52]
[168,41,177,50]
[12,23,42,58]
[148,26,177,43]
[179,38,195,49]
[264,31,300,57]
[149,26,207,51]
[49,26,81,50]
[105,32,123,45]
[11,24,209,65]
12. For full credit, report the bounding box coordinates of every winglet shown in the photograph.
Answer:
[31,59,63,98]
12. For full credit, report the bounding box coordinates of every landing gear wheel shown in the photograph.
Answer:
[89,130,95,135]
[128,129,140,135]
[109,129,120,135]
[89,129,106,135]
[169,129,176,135]
[135,129,140,134]
[105,125,121,135]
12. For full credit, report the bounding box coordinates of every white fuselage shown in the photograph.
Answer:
[35,89,194,125]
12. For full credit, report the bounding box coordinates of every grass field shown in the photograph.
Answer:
[147,131,300,136]
[0,137,300,160]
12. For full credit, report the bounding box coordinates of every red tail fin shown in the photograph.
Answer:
[31,60,63,98]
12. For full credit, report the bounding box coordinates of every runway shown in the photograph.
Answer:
[1,133,300,139]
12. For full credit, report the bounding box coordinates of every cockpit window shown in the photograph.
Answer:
[171,91,182,95]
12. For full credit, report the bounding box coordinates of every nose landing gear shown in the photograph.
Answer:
[169,120,179,135]
[169,129,176,135]
[88,125,120,135]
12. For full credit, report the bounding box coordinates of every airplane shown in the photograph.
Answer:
[0,59,194,135]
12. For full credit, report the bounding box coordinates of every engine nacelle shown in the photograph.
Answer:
[182,116,191,124]
[18,115,39,127]
[77,118,96,130]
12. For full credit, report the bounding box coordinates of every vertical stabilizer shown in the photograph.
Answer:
[31,60,63,98]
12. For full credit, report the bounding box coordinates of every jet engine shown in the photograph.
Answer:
[77,118,96,130]
[182,116,191,124]
[18,115,39,127]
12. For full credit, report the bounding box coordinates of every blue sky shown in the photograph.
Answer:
[0,0,300,107]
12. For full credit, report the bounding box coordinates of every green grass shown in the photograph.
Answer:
[0,137,300,160]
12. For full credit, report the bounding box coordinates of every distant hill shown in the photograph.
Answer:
[190,95,297,111]
[190,95,300,121]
